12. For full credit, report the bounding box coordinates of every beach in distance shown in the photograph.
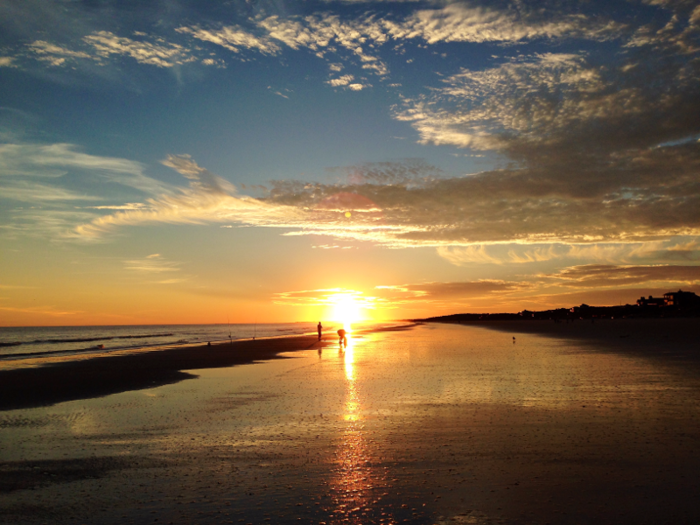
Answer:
[2,319,700,524]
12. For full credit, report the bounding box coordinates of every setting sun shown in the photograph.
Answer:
[330,293,364,332]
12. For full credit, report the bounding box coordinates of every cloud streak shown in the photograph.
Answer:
[67,151,700,257]
[83,31,197,67]
[0,143,171,196]
[73,154,306,239]
[546,264,700,288]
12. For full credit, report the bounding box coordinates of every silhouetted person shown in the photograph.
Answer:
[337,328,347,347]
[318,321,322,341]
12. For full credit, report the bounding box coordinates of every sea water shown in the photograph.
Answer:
[0,321,390,361]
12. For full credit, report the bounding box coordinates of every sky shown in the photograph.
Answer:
[1,0,700,326]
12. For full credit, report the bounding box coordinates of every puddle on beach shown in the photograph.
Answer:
[2,323,700,524]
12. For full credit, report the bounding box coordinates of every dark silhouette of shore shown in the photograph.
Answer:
[414,289,700,323]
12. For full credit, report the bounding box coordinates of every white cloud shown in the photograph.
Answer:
[83,31,196,67]
[167,6,619,86]
[327,74,355,86]
[386,4,602,44]
[176,26,280,55]
[326,74,371,90]
[0,57,15,67]
[28,41,94,66]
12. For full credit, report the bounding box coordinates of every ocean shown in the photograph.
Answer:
[0,321,389,362]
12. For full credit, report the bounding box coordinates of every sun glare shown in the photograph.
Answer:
[331,293,363,332]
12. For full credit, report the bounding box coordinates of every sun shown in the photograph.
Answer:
[330,293,363,332]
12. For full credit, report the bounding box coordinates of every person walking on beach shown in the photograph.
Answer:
[317,321,323,341]
[337,328,347,348]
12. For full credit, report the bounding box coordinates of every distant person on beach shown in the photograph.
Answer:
[337,328,347,348]
[318,322,322,341]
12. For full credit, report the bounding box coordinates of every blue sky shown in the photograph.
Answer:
[1,0,700,325]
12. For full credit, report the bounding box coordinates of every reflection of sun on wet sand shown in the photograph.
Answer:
[327,337,386,523]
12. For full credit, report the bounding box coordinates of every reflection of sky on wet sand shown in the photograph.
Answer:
[3,323,700,524]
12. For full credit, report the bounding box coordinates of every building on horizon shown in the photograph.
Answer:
[636,295,666,308]
[663,290,700,308]
[637,290,700,309]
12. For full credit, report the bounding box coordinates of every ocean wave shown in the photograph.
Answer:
[0,339,180,360]
[30,333,174,344]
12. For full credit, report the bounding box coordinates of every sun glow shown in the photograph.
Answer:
[330,293,363,332]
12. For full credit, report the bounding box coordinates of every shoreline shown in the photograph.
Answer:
[0,323,418,412]
[0,335,327,412]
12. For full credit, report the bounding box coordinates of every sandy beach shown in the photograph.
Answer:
[2,321,700,524]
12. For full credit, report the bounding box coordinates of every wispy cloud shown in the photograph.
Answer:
[124,254,181,273]
[18,31,199,69]
[387,3,620,45]
[0,209,99,240]
[68,152,700,253]
[0,304,83,317]
[436,239,700,266]
[376,279,532,301]
[546,264,700,288]
[175,25,280,55]
[395,53,610,151]
[83,31,196,67]
[73,154,306,239]
[176,3,618,82]
[122,254,192,285]
[0,180,98,202]
[0,143,170,195]
[28,40,94,66]
[625,3,700,54]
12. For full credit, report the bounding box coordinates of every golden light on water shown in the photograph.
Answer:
[343,336,355,382]
[328,333,387,523]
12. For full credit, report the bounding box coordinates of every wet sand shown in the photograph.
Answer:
[0,335,326,411]
[2,322,700,524]
[0,324,417,411]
